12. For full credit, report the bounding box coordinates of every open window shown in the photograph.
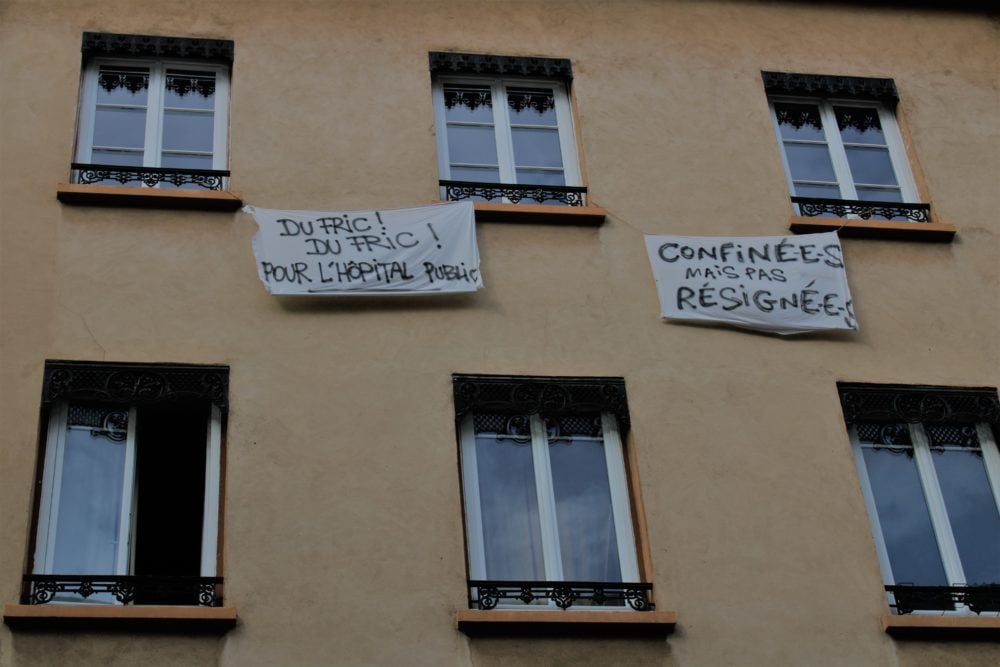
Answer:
[21,361,228,608]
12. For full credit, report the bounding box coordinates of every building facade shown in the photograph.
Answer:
[1,1,998,665]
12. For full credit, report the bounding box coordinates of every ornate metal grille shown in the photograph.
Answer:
[72,163,229,190]
[441,180,587,206]
[21,575,223,607]
[886,585,1000,615]
[761,71,898,105]
[468,580,654,611]
[791,197,931,223]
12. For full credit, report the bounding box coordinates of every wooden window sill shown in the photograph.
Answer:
[882,614,1000,640]
[788,216,956,242]
[3,603,237,633]
[57,183,244,212]
[470,202,606,225]
[455,609,677,637]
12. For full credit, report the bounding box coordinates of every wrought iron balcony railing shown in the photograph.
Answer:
[441,180,587,206]
[72,163,229,190]
[886,584,1000,615]
[791,196,931,223]
[21,574,224,607]
[468,580,654,611]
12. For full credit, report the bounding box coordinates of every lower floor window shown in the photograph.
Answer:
[454,375,652,611]
[840,383,1000,615]
[24,361,227,606]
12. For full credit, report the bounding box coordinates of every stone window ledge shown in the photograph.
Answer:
[3,604,237,633]
[57,183,243,212]
[882,614,1000,640]
[470,202,606,225]
[788,216,956,242]
[455,609,677,638]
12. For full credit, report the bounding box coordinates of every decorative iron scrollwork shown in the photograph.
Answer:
[441,180,587,206]
[762,71,898,105]
[21,575,224,607]
[838,383,1000,429]
[886,584,1000,615]
[165,71,216,98]
[42,361,229,411]
[98,67,149,95]
[82,32,234,64]
[791,197,931,223]
[72,163,229,190]
[468,580,653,611]
[454,375,630,433]
[430,52,572,81]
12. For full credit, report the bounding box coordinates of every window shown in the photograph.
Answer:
[453,375,653,612]
[763,72,931,226]
[22,361,228,608]
[71,33,232,191]
[431,52,587,208]
[840,384,1000,616]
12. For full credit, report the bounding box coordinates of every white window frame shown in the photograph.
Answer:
[32,401,223,604]
[459,411,640,611]
[851,421,1000,617]
[432,76,582,189]
[768,96,919,205]
[75,57,230,178]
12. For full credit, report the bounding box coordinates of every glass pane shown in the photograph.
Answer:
[835,106,886,145]
[93,107,147,149]
[507,87,558,126]
[474,434,544,580]
[845,147,898,186]
[792,183,841,198]
[511,128,564,169]
[514,169,566,187]
[161,153,214,170]
[446,125,498,166]
[444,85,494,123]
[52,407,129,575]
[162,111,214,152]
[856,187,903,203]
[774,103,825,141]
[932,449,1000,585]
[96,66,149,105]
[548,425,622,582]
[164,70,216,110]
[448,166,500,183]
[862,446,949,586]
[90,149,143,167]
[783,143,837,182]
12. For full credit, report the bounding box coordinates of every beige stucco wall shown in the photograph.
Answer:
[1,1,998,665]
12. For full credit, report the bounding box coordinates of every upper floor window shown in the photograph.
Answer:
[453,375,653,612]
[22,361,228,608]
[72,33,233,191]
[839,383,1000,616]
[430,52,587,208]
[764,72,930,226]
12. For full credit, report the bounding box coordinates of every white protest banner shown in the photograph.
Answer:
[246,201,482,295]
[644,232,857,335]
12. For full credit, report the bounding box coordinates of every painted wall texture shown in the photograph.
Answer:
[1,1,998,665]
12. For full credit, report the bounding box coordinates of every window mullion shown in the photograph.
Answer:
[910,423,967,586]
[849,428,897,585]
[552,84,581,186]
[601,413,639,581]
[34,403,69,574]
[876,106,919,201]
[457,415,487,580]
[143,65,164,169]
[492,81,517,184]
[530,414,564,582]
[117,406,139,576]
[200,404,223,576]
[977,423,1000,520]
[211,67,229,170]
[820,102,857,200]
